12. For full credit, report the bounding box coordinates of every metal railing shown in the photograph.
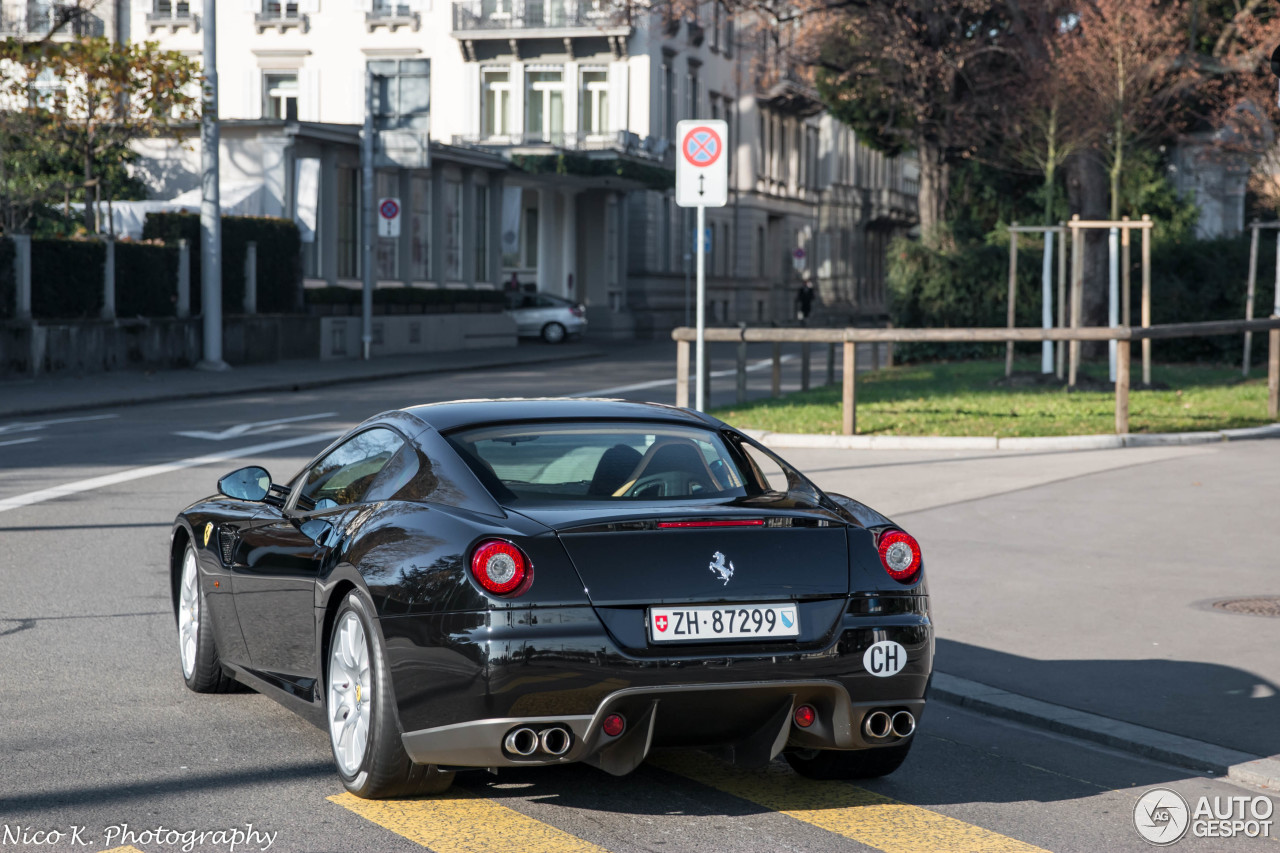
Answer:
[452,0,627,31]
[451,129,664,161]
[672,318,1280,436]
[1,2,103,36]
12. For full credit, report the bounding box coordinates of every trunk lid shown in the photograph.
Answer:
[511,502,850,606]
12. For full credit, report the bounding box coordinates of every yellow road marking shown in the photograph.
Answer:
[654,753,1051,853]
[329,790,611,853]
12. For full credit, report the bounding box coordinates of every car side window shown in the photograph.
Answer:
[297,428,405,509]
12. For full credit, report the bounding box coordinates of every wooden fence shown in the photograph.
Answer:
[672,317,1280,436]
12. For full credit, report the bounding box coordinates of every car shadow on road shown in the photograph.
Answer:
[935,638,1280,758]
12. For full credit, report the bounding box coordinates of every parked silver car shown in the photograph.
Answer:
[505,292,587,343]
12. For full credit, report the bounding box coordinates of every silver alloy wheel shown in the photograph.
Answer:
[178,548,199,679]
[542,322,566,343]
[328,611,372,776]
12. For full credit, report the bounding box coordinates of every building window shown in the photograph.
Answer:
[263,72,298,121]
[580,68,609,136]
[525,68,564,142]
[371,0,413,16]
[153,0,191,16]
[337,168,359,279]
[686,64,699,121]
[756,225,765,278]
[662,58,675,141]
[660,196,671,273]
[711,1,720,50]
[369,59,430,132]
[525,205,539,268]
[376,172,398,280]
[260,0,299,19]
[756,109,766,177]
[444,178,463,281]
[475,186,489,282]
[411,175,430,281]
[481,68,511,138]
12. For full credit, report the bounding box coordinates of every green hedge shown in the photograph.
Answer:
[888,233,1277,365]
[142,213,302,314]
[0,238,13,321]
[116,242,179,318]
[306,286,506,313]
[31,239,105,319]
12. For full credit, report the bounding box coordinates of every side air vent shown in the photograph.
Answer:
[218,528,236,565]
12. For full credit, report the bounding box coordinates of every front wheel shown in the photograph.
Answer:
[177,543,236,693]
[784,741,913,780]
[327,592,454,798]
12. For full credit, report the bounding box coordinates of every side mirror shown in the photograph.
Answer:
[218,466,272,502]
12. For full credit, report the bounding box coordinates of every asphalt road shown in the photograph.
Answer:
[1,346,1276,853]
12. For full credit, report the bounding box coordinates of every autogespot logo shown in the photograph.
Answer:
[1134,788,1190,846]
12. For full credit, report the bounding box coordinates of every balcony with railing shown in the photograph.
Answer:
[146,0,197,32]
[452,129,665,162]
[451,0,630,38]
[2,1,105,37]
[255,0,307,31]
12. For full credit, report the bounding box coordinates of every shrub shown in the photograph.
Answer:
[888,232,1277,365]
[142,213,303,314]
[31,239,105,319]
[115,241,179,318]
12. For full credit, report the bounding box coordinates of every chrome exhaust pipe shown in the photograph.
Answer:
[891,711,916,739]
[863,710,893,740]
[539,726,572,756]
[504,727,538,756]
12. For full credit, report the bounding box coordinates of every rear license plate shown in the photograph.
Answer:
[647,603,799,643]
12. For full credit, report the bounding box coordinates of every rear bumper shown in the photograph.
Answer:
[402,680,926,773]
[385,597,932,769]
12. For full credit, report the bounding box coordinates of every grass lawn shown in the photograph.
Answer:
[710,359,1276,437]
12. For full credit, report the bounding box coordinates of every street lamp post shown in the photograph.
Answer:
[198,0,226,370]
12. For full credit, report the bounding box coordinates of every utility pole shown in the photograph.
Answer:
[361,67,376,360]
[198,0,226,370]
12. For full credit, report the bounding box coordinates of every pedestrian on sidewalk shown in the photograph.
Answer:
[795,280,816,325]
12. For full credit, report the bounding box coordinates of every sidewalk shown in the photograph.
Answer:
[786,440,1280,788]
[0,341,604,420]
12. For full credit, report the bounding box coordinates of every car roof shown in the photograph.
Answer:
[401,398,719,433]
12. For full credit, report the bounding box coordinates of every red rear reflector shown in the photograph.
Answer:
[470,540,529,595]
[656,520,765,528]
[877,529,922,584]
[602,713,626,737]
[794,705,816,728]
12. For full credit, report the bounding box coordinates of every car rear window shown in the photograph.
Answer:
[445,422,750,504]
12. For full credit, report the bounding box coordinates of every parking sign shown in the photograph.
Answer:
[676,120,728,208]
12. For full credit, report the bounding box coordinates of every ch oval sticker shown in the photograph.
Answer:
[863,640,907,677]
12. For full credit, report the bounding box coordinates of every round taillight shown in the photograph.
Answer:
[793,705,816,728]
[602,713,626,737]
[471,540,529,595]
[877,529,922,584]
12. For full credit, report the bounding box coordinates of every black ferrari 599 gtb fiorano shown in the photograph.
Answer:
[171,398,933,798]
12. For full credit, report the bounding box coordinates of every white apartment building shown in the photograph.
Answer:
[128,0,918,336]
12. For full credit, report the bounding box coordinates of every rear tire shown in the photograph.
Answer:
[327,591,454,798]
[177,543,237,694]
[785,741,913,780]
[541,322,567,344]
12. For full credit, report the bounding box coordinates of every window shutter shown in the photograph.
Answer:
[302,0,320,11]
[301,69,320,121]
[243,68,262,119]
[243,0,257,12]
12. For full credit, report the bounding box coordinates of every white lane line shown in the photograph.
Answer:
[0,431,343,515]
[175,411,338,441]
[574,354,797,397]
[0,437,42,448]
[0,413,118,435]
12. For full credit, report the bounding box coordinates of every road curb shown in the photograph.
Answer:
[0,347,603,420]
[930,672,1279,789]
[748,423,1280,452]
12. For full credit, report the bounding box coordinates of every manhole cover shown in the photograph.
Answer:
[1211,597,1280,618]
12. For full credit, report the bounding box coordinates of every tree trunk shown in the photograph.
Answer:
[916,138,951,249]
[1066,151,1109,359]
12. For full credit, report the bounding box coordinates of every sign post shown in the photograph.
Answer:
[676,119,728,411]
